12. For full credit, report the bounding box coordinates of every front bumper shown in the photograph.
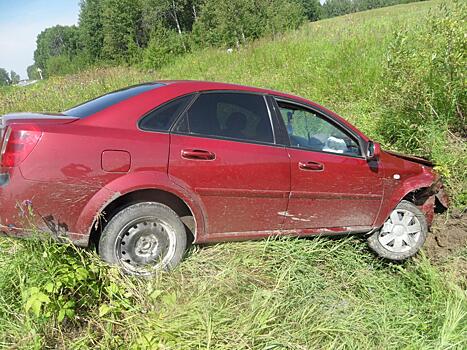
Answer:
[416,177,449,226]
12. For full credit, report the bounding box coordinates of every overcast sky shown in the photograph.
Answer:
[0,0,79,79]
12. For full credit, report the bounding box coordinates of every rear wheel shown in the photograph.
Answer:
[367,200,427,261]
[99,202,187,275]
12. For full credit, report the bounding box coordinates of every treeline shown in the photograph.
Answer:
[28,0,423,79]
[0,68,20,86]
[320,0,422,18]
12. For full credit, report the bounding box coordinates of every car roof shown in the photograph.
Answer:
[157,80,295,98]
[153,80,368,141]
[78,80,369,142]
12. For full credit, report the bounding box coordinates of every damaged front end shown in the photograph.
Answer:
[405,177,449,226]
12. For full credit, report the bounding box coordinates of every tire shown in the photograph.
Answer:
[98,202,187,275]
[367,200,428,261]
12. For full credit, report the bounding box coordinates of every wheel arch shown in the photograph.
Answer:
[89,188,199,249]
[374,172,440,228]
[75,171,206,247]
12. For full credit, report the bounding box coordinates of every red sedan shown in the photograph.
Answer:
[0,81,447,274]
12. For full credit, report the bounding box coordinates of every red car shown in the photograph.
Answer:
[0,81,447,274]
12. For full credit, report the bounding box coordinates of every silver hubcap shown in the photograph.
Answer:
[378,209,422,253]
[117,216,176,273]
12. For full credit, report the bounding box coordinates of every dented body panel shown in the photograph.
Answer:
[0,81,447,246]
[375,150,447,228]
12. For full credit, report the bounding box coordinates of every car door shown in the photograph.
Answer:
[168,92,290,237]
[273,98,383,230]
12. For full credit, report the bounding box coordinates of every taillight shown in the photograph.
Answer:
[0,126,42,168]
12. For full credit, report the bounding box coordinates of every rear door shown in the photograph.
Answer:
[168,92,290,237]
[274,98,383,230]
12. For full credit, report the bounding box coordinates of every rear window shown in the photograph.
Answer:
[139,94,194,132]
[63,83,164,118]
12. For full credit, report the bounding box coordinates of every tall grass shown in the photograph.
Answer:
[0,1,438,123]
[378,0,466,206]
[0,236,465,349]
[0,1,465,348]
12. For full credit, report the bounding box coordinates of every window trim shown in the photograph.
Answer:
[266,95,290,146]
[169,90,278,147]
[137,93,197,133]
[263,95,276,144]
[271,96,366,159]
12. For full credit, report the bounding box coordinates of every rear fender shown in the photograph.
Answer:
[75,171,206,246]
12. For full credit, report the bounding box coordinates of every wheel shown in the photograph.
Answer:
[367,200,428,261]
[98,202,187,275]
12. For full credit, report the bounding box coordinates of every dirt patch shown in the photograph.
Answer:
[424,209,467,261]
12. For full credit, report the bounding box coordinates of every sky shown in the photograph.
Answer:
[0,0,79,79]
[0,0,328,80]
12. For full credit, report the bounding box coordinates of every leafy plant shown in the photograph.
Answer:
[378,0,466,206]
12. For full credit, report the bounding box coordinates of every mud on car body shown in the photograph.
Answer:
[0,81,448,274]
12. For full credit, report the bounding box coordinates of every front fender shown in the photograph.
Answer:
[75,170,207,245]
[374,167,440,227]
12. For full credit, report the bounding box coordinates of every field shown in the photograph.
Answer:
[0,1,466,348]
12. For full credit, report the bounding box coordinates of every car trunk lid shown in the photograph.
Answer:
[0,112,79,141]
[1,112,79,125]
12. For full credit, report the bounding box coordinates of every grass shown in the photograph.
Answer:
[0,1,437,127]
[0,236,465,349]
[0,0,466,348]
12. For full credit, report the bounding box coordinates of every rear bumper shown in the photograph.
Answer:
[0,173,9,187]
[0,168,88,246]
[0,225,89,246]
[0,168,29,229]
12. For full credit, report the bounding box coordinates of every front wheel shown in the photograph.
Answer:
[98,202,187,275]
[367,200,428,261]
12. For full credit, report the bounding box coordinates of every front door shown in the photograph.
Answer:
[275,99,383,230]
[169,92,290,237]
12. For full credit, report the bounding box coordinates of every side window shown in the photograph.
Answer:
[277,101,361,156]
[173,93,274,143]
[139,94,193,131]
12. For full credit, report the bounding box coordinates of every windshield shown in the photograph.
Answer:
[63,83,164,118]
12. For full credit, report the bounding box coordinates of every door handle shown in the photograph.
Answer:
[298,161,324,171]
[181,149,216,160]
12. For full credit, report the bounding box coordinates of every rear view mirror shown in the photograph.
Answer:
[366,141,381,161]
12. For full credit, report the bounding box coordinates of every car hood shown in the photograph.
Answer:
[384,150,434,167]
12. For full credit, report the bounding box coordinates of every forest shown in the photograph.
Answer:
[24,0,423,79]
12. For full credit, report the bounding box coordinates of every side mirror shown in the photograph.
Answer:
[366,141,381,161]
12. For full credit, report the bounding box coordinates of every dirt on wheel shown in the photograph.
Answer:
[424,209,467,261]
